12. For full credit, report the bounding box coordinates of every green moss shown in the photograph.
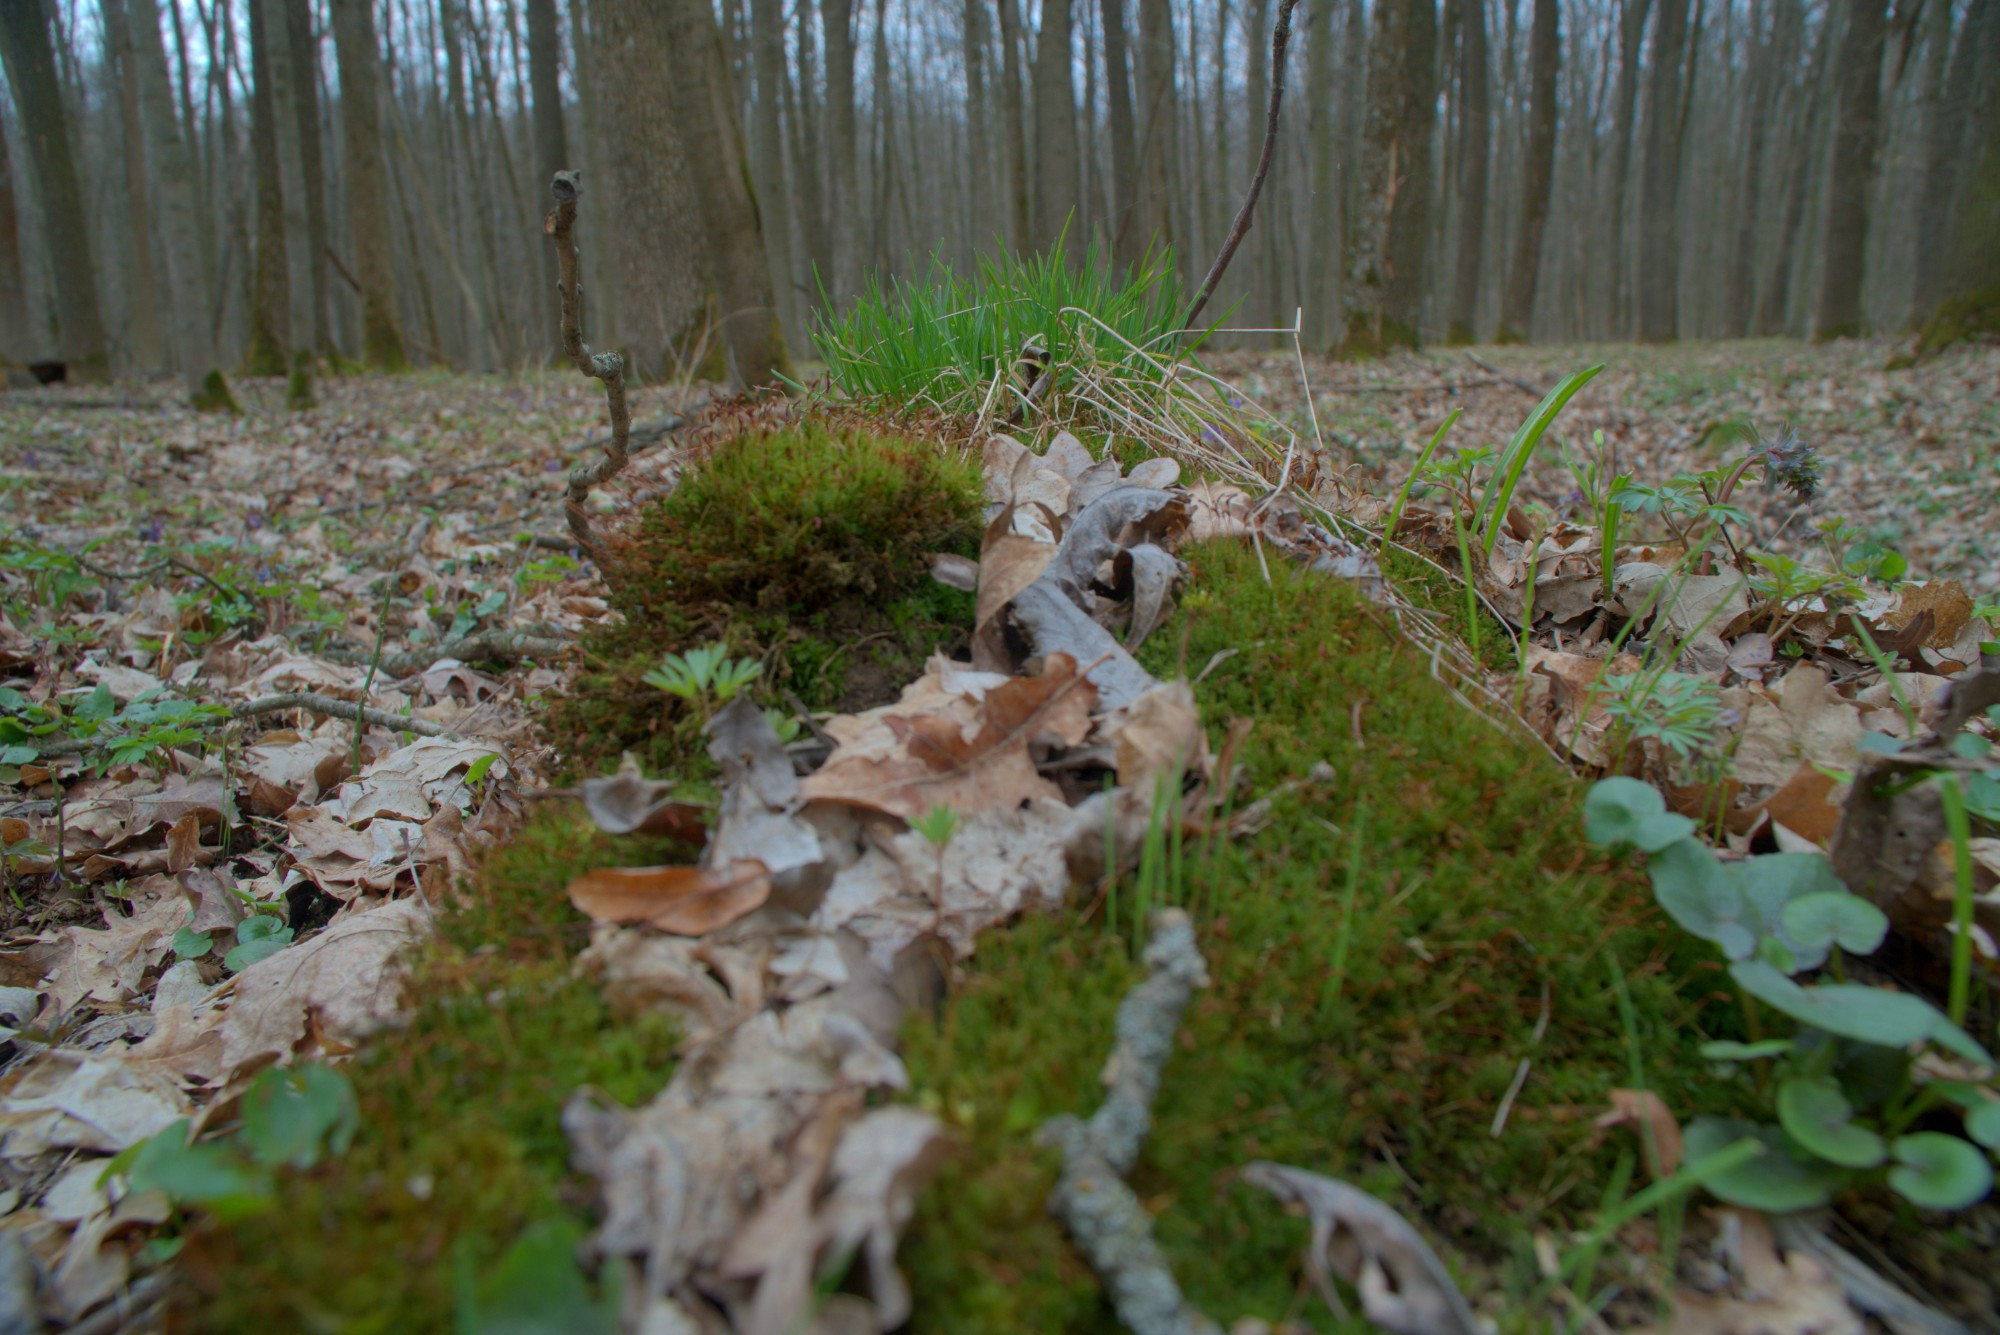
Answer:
[1380,544,1517,673]
[900,540,1737,1331]
[1911,287,2000,362]
[178,808,692,1333]
[191,369,241,414]
[548,424,983,776]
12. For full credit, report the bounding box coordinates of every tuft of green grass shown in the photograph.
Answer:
[813,237,1185,417]
[900,540,1740,1332]
[178,808,691,1332]
[547,423,982,777]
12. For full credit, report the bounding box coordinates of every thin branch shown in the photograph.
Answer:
[1463,351,1549,399]
[1181,0,1301,332]
[31,692,458,757]
[545,169,633,559]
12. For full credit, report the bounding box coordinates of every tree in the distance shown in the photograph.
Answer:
[1812,0,1888,341]
[1443,0,1489,346]
[329,0,409,370]
[1496,0,1558,343]
[0,0,110,381]
[1342,0,1436,355]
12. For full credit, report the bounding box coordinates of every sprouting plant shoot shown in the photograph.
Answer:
[911,804,959,848]
[644,643,763,704]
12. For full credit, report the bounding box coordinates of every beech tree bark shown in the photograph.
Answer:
[962,0,992,256]
[1637,0,1692,341]
[1498,0,1558,341]
[748,0,801,339]
[527,0,567,352]
[822,0,859,304]
[1032,0,1081,252]
[661,0,792,388]
[0,122,28,364]
[995,0,1032,251]
[0,0,109,380]
[1305,0,1343,346]
[245,0,291,376]
[1134,0,1178,255]
[1101,0,1141,268]
[100,0,165,372]
[1812,0,1888,340]
[1444,0,1489,344]
[1343,0,1436,354]
[283,0,332,358]
[329,0,409,369]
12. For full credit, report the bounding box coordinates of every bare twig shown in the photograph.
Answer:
[545,170,633,559]
[31,692,459,758]
[1464,351,1548,399]
[1182,0,1300,332]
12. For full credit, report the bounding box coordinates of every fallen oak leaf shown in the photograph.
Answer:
[567,858,772,935]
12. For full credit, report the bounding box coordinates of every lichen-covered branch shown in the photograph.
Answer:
[1040,909,1220,1335]
[544,169,631,558]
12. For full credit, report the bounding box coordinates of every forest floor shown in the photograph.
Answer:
[0,337,1996,1333]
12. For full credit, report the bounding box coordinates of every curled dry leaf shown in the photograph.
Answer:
[567,858,773,936]
[580,761,710,843]
[1595,1087,1686,1179]
[0,1050,189,1158]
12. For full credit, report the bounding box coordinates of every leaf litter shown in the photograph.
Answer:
[6,341,1994,1330]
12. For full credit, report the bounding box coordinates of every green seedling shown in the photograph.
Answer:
[643,643,764,704]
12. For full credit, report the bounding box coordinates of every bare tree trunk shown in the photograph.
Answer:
[1604,0,1651,332]
[264,0,315,404]
[1931,0,2000,315]
[1134,0,1177,255]
[821,0,858,303]
[1498,0,1557,341]
[749,0,801,341]
[1033,0,1080,252]
[1812,0,1887,339]
[246,0,291,376]
[282,0,332,359]
[1725,0,1790,337]
[1909,0,1992,324]
[0,0,109,381]
[1305,0,1342,346]
[963,0,993,255]
[0,120,29,365]
[128,0,235,406]
[662,0,792,388]
[1342,0,1436,354]
[1756,0,1831,334]
[995,0,1031,251]
[1101,0,1141,267]
[593,0,709,378]
[1637,0,1692,341]
[526,0,566,358]
[101,0,166,372]
[1444,0,1488,344]
[329,0,409,369]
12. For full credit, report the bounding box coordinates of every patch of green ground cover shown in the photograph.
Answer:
[178,808,689,1333]
[901,539,1742,1332]
[1379,543,1519,673]
[547,423,982,777]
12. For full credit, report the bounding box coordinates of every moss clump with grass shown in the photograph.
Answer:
[548,423,982,777]
[1380,543,1518,673]
[177,809,690,1333]
[900,540,1738,1332]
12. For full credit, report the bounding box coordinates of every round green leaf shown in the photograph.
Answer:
[1728,961,1994,1064]
[1775,1077,1886,1168]
[1584,777,1669,848]
[1963,1101,2000,1152]
[225,936,288,973]
[1685,1117,1848,1213]
[1888,1133,1994,1211]
[240,1064,359,1170]
[1654,840,1754,957]
[1780,892,1889,959]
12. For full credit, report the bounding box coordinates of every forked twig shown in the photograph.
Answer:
[545,170,631,558]
[1182,0,1301,331]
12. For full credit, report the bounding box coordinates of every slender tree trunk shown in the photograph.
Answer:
[265,0,315,404]
[246,0,291,376]
[0,0,109,381]
[1756,0,1832,334]
[1101,0,1141,267]
[1498,0,1558,341]
[101,0,165,372]
[1812,0,1888,339]
[963,0,993,255]
[662,0,792,387]
[1032,0,1080,252]
[0,119,29,364]
[329,0,409,368]
[821,0,858,302]
[526,0,566,358]
[1909,0,1992,324]
[1636,0,1692,341]
[282,0,332,359]
[995,0,1031,251]
[1134,0,1177,254]
[1726,0,1790,337]
[1444,0,1489,343]
[1605,0,1652,331]
[1931,0,2000,315]
[128,0,235,406]
[1305,0,1342,346]
[1343,0,1436,354]
[749,0,801,338]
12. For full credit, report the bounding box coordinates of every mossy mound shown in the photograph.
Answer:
[1913,287,2000,362]
[899,540,1738,1331]
[548,423,983,777]
[175,809,692,1333]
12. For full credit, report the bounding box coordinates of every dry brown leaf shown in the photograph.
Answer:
[1889,580,1974,650]
[1755,765,1845,848]
[567,858,773,936]
[580,763,710,843]
[0,1051,189,1157]
[1594,1088,1686,1178]
[801,654,1096,819]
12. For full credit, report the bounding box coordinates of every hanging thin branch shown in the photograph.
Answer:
[1182,0,1300,332]
[545,169,631,557]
